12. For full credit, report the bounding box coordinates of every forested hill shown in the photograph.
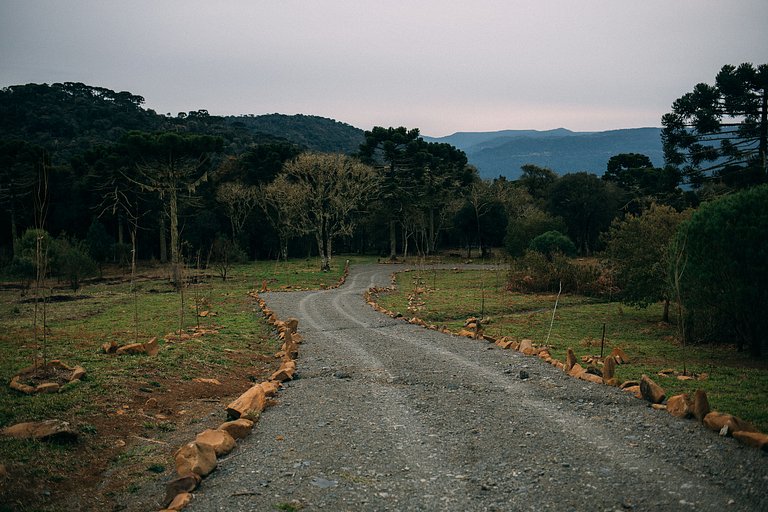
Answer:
[0,83,364,157]
[227,114,365,154]
[0,82,166,161]
[424,128,664,179]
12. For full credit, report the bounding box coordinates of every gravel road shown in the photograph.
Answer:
[189,263,768,511]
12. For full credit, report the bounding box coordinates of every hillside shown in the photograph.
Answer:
[227,114,365,154]
[424,128,664,179]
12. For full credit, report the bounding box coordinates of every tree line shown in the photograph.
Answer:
[1,63,766,356]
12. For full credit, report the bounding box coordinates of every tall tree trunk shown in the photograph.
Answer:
[316,232,330,272]
[159,215,167,264]
[389,220,397,260]
[428,208,435,255]
[117,214,124,245]
[402,223,409,260]
[9,201,18,258]
[169,189,181,287]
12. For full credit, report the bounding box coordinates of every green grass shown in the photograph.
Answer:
[374,267,768,432]
[0,256,365,510]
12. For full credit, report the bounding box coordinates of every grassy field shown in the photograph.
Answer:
[0,256,361,511]
[372,267,768,433]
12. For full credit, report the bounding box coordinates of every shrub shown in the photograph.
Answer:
[528,230,576,259]
[5,256,36,288]
[86,220,113,267]
[505,208,566,257]
[210,237,247,281]
[55,238,97,290]
[508,251,612,297]
[672,185,768,356]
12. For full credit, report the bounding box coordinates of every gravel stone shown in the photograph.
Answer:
[188,264,768,511]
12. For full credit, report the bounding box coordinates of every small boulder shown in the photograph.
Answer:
[167,492,192,511]
[174,442,217,477]
[691,389,710,422]
[518,339,534,355]
[260,381,280,397]
[282,340,299,360]
[217,418,254,440]
[102,341,118,354]
[1,419,78,443]
[666,394,691,418]
[732,431,768,451]
[703,412,756,436]
[144,337,160,356]
[70,366,86,381]
[163,473,201,507]
[610,347,629,364]
[565,348,577,371]
[639,374,665,404]
[195,429,236,457]
[577,372,603,384]
[285,318,299,334]
[9,376,35,394]
[35,382,60,394]
[115,342,146,355]
[602,356,616,382]
[226,384,266,420]
[567,363,586,377]
[270,360,297,382]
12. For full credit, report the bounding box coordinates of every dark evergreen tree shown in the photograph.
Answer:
[662,63,768,186]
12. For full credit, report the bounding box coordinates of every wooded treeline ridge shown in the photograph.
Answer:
[1,65,767,356]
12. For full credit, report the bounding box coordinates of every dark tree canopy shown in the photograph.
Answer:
[662,63,768,186]
[546,172,622,255]
[358,126,475,257]
[673,185,768,356]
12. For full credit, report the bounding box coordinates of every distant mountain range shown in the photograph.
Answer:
[224,115,664,180]
[224,116,665,181]
[423,127,664,180]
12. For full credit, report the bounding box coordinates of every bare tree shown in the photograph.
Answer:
[216,181,259,240]
[258,178,305,261]
[277,153,380,271]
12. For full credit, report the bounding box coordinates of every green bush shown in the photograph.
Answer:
[528,230,576,259]
[55,238,96,290]
[505,208,566,257]
[5,256,36,288]
[672,185,768,356]
[508,251,611,297]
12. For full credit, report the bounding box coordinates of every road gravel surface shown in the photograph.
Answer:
[189,264,768,511]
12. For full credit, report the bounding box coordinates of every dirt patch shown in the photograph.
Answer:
[16,364,73,388]
[0,354,278,512]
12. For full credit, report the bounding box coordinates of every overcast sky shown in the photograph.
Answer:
[1,1,766,137]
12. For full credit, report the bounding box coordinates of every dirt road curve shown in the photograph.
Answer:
[189,264,767,511]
